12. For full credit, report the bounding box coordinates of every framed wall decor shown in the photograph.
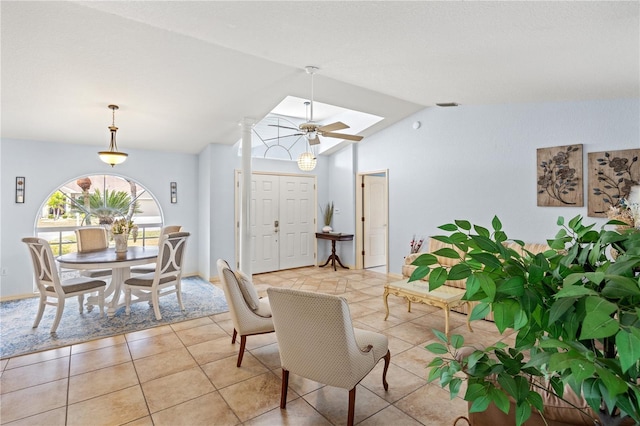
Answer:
[170,182,177,204]
[15,177,25,203]
[588,148,640,217]
[536,144,583,206]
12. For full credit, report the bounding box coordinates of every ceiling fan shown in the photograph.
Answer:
[268,66,364,146]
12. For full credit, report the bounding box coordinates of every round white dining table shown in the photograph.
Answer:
[57,246,158,317]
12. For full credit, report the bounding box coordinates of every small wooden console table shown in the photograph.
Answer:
[316,232,354,271]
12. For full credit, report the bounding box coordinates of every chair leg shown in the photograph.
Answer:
[347,387,356,426]
[280,369,289,409]
[152,290,162,320]
[77,294,84,314]
[51,298,65,334]
[176,283,184,311]
[237,335,247,367]
[382,350,390,391]
[124,287,132,316]
[32,295,46,328]
[232,328,237,344]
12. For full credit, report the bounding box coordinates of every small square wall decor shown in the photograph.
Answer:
[170,182,177,204]
[15,177,25,203]
[588,148,640,217]
[537,144,583,207]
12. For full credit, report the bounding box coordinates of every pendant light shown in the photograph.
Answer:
[297,101,317,171]
[98,104,128,167]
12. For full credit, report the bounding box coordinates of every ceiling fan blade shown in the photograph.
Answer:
[308,135,321,145]
[322,132,363,142]
[318,121,349,132]
[268,124,300,131]
[262,133,303,142]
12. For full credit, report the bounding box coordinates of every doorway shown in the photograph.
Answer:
[235,172,317,274]
[355,170,389,272]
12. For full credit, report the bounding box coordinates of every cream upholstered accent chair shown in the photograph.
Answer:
[123,232,190,320]
[131,225,182,275]
[74,227,112,278]
[22,237,106,333]
[216,259,274,367]
[266,287,391,426]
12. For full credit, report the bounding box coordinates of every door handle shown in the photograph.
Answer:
[274,220,279,233]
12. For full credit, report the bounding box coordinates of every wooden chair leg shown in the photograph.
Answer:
[382,350,390,391]
[32,295,46,328]
[237,335,247,367]
[232,328,237,344]
[348,387,356,426]
[280,369,289,409]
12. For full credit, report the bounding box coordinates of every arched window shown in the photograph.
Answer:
[36,175,163,255]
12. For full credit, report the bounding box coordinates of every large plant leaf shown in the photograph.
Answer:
[469,252,502,269]
[448,263,472,280]
[549,297,576,324]
[494,300,519,333]
[602,276,640,298]
[433,248,461,259]
[616,329,640,373]
[515,401,532,426]
[596,365,628,396]
[470,303,491,321]
[475,273,496,302]
[496,276,525,296]
[428,267,448,289]
[411,253,438,266]
[580,296,619,339]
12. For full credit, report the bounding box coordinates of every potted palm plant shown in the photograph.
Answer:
[410,215,640,426]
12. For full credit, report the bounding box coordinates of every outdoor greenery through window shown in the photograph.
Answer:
[37,175,163,255]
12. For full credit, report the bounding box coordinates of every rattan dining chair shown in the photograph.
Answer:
[123,231,190,320]
[74,227,112,278]
[22,237,106,333]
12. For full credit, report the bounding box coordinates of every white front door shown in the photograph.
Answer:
[279,175,315,269]
[239,173,316,274]
[251,174,279,274]
[363,174,387,268]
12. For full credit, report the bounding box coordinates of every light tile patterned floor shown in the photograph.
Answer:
[0,266,512,425]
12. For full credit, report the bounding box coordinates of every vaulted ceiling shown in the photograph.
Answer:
[2,1,638,154]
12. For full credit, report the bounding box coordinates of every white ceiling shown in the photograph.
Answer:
[2,1,638,154]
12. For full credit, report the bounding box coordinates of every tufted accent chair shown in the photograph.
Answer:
[216,259,274,367]
[267,287,391,426]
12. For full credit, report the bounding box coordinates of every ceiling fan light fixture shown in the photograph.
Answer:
[98,104,128,167]
[297,151,316,171]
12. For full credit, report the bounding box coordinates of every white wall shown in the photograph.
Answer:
[2,98,637,296]
[352,99,639,275]
[0,139,199,298]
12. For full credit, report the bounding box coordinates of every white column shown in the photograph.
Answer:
[240,118,254,276]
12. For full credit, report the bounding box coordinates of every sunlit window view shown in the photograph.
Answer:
[36,175,163,255]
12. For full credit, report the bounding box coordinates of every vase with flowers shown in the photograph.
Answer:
[111,218,138,253]
[320,202,334,232]
[409,234,424,254]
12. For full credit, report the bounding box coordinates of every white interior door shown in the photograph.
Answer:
[250,174,279,274]
[241,173,316,274]
[279,176,315,269]
[363,174,387,268]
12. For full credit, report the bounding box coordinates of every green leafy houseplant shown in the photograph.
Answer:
[410,216,640,426]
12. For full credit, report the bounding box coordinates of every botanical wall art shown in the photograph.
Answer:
[588,148,640,217]
[537,144,583,207]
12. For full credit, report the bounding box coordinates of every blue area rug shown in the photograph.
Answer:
[0,276,228,359]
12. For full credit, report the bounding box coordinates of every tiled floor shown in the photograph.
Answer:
[0,266,512,425]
